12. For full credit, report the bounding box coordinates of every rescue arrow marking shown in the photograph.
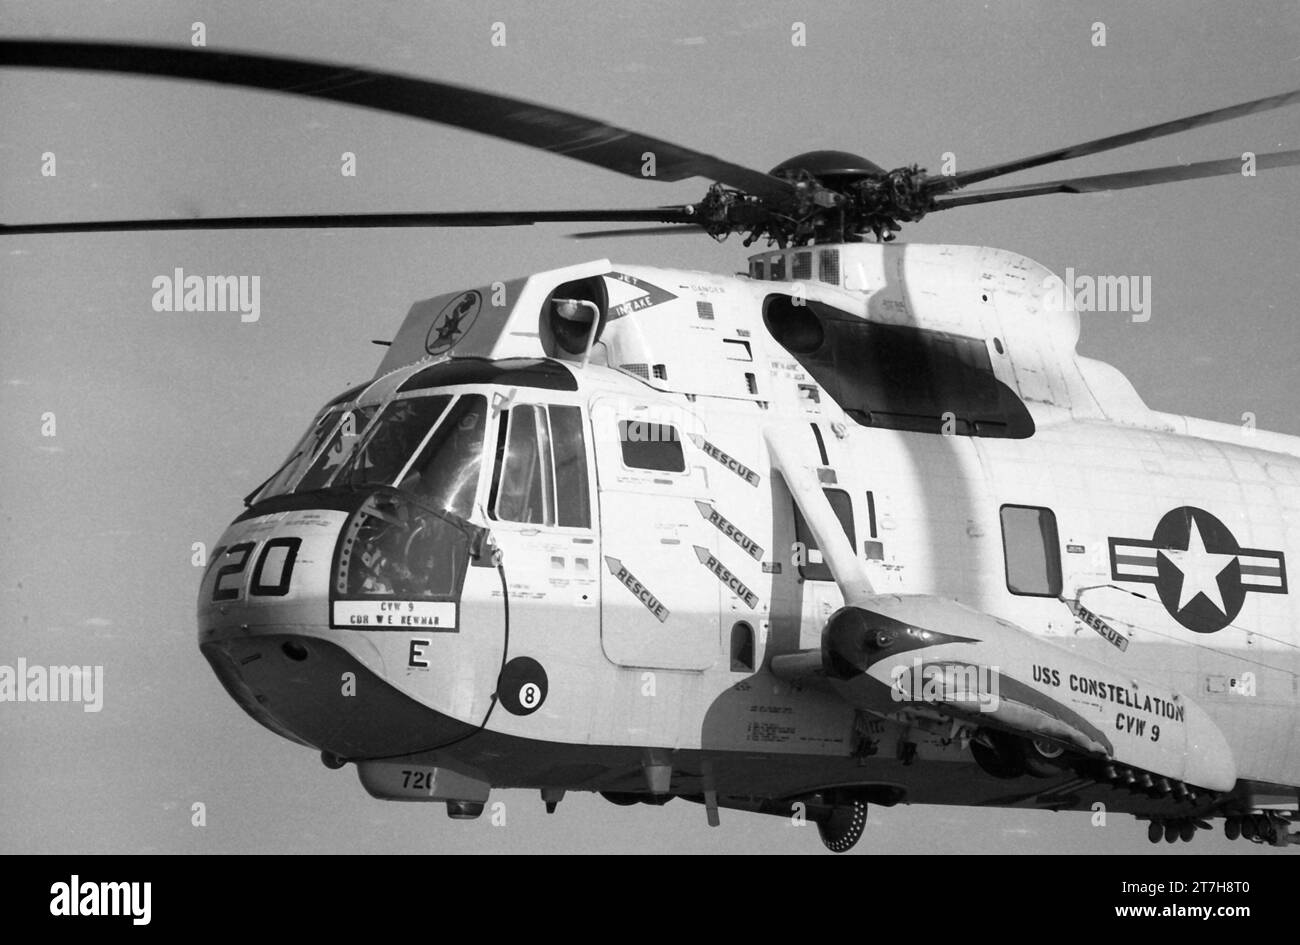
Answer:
[604,555,669,622]
[1065,599,1130,652]
[693,545,759,609]
[686,433,760,487]
[695,500,764,560]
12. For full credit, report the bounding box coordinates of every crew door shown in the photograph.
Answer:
[592,398,719,670]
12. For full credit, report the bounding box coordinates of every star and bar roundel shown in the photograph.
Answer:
[1109,506,1287,633]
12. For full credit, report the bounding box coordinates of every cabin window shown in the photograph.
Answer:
[1000,505,1062,597]
[730,621,755,672]
[491,404,592,528]
[618,420,685,473]
[762,296,1034,438]
[793,488,856,581]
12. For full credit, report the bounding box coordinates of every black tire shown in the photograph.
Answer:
[1023,738,1068,779]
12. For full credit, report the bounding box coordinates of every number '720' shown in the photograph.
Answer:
[209,537,302,601]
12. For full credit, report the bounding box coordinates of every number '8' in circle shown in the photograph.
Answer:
[499,657,548,716]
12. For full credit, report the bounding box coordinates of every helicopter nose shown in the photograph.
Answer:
[196,502,348,638]
[196,490,492,757]
[199,629,473,758]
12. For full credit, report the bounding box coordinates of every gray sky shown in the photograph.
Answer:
[2,0,1298,854]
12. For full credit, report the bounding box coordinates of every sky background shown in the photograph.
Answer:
[2,0,1298,854]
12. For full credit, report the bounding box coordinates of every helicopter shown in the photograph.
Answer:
[3,39,1300,853]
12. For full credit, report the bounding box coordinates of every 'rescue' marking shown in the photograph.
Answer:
[693,545,759,609]
[604,556,669,622]
[695,501,764,560]
[1065,599,1129,652]
[687,433,760,487]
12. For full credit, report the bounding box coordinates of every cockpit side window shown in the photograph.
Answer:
[493,405,555,525]
[490,403,591,528]
[550,406,591,528]
[401,395,487,519]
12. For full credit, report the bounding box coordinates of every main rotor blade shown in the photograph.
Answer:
[568,224,704,239]
[0,208,698,236]
[933,86,1300,191]
[0,39,795,200]
[930,149,1300,210]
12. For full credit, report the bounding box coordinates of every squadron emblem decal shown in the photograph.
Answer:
[1109,506,1287,633]
[425,290,482,355]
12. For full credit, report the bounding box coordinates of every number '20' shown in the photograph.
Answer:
[211,537,301,601]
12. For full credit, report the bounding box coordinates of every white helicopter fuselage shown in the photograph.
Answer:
[197,241,1300,833]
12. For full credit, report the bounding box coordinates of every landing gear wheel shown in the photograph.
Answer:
[1179,821,1196,842]
[1147,821,1163,844]
[817,799,868,854]
[1023,738,1068,778]
[1257,815,1277,845]
[1224,817,1241,841]
[1164,822,1179,843]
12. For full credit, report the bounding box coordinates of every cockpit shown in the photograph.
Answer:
[254,389,487,517]
[227,357,589,627]
[246,356,587,528]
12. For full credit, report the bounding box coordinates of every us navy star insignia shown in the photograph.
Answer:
[1109,506,1287,633]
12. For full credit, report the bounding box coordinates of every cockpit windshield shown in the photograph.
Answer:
[331,396,452,491]
[255,405,346,500]
[294,404,383,493]
[250,386,490,519]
